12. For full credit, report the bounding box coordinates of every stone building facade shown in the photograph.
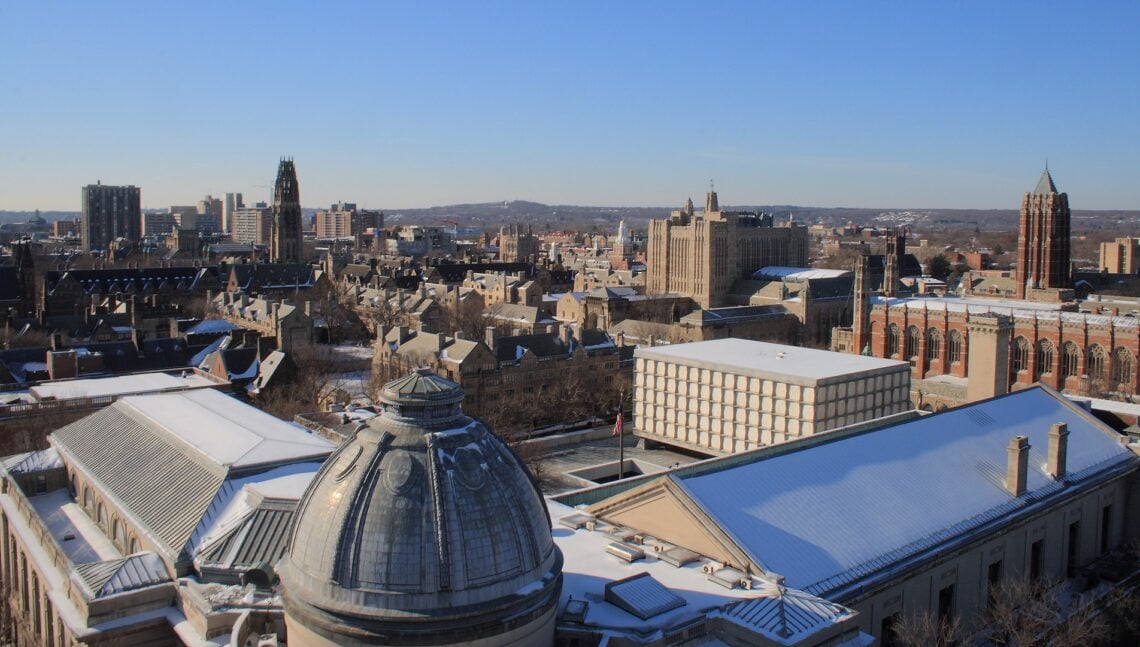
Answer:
[498,223,539,262]
[270,158,303,264]
[647,191,809,308]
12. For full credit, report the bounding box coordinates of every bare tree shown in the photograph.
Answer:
[892,609,962,647]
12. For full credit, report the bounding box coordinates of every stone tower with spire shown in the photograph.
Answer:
[1015,167,1070,299]
[271,158,303,264]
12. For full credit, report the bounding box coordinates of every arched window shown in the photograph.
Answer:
[1012,337,1031,373]
[97,502,107,529]
[1114,347,1134,384]
[1087,345,1106,380]
[112,519,124,547]
[1036,340,1055,378]
[886,324,900,357]
[925,329,942,363]
[1060,342,1080,379]
[905,326,921,360]
[130,538,141,554]
[948,330,963,364]
[83,487,93,512]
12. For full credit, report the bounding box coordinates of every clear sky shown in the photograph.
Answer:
[2,1,1138,211]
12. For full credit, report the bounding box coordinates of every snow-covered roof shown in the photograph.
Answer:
[876,295,1140,329]
[752,266,851,281]
[636,339,908,384]
[549,498,859,642]
[186,319,238,335]
[30,372,218,402]
[676,386,1134,596]
[119,389,333,470]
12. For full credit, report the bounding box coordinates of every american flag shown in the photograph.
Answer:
[612,410,623,437]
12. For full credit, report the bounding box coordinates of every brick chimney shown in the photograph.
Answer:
[1047,422,1069,480]
[1006,435,1029,497]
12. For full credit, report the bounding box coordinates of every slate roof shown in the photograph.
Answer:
[43,267,219,295]
[72,553,171,600]
[228,263,315,290]
[1034,167,1059,195]
[712,582,855,644]
[51,390,333,564]
[673,386,1134,596]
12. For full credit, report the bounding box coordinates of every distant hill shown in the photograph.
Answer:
[3,202,1137,234]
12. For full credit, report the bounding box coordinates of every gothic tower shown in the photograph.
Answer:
[882,229,904,297]
[1015,167,1070,299]
[271,158,303,264]
[853,251,871,355]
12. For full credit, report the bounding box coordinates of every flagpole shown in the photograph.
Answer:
[617,389,624,481]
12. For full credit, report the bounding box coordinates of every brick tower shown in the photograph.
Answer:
[1015,167,1070,299]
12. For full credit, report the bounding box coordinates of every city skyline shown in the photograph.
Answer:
[2,2,1139,211]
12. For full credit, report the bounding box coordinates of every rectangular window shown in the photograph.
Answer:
[987,560,1003,609]
[1100,504,1113,555]
[937,583,955,623]
[880,612,901,647]
[1066,521,1081,578]
[1029,539,1043,580]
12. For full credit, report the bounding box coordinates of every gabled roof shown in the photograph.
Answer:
[51,390,333,563]
[72,553,170,600]
[576,386,1135,598]
[1034,167,1058,195]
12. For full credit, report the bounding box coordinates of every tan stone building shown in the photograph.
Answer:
[1100,236,1140,274]
[647,190,809,308]
[634,338,910,455]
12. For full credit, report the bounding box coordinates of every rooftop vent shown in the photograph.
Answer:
[606,542,646,563]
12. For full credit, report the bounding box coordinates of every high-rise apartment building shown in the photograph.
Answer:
[80,182,141,251]
[315,202,354,239]
[141,211,177,236]
[223,192,244,233]
[1100,237,1140,275]
[196,195,223,233]
[271,159,303,263]
[232,204,274,244]
[170,205,199,231]
[1015,168,1071,299]
[647,190,809,308]
[315,202,383,239]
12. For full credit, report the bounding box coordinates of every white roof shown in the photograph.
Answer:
[30,372,218,401]
[678,387,1134,596]
[120,389,333,469]
[636,339,908,384]
[753,266,851,281]
[877,295,1140,329]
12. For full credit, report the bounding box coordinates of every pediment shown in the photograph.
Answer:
[585,475,763,575]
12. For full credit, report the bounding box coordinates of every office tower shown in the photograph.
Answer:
[232,206,274,244]
[223,192,244,233]
[197,195,223,233]
[271,159,303,263]
[1015,167,1071,299]
[80,182,141,251]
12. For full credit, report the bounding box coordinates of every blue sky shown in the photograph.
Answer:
[2,1,1138,211]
